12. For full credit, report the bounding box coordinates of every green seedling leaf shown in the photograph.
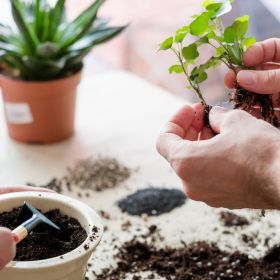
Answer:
[216,46,225,57]
[159,37,173,50]
[182,43,199,61]
[202,0,215,8]
[175,26,189,43]
[195,36,209,46]
[206,3,223,12]
[169,64,184,74]
[228,43,242,65]
[203,0,232,18]
[190,12,213,36]
[224,15,249,43]
[242,36,256,51]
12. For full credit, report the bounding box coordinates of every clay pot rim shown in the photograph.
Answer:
[0,192,103,270]
[0,68,82,85]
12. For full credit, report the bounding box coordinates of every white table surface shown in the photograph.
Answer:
[0,71,279,279]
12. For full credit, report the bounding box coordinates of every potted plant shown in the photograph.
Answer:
[159,0,278,127]
[0,0,126,143]
[0,191,103,280]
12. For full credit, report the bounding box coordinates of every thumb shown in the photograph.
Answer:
[209,107,252,134]
[209,106,229,133]
[0,228,16,270]
[237,69,280,94]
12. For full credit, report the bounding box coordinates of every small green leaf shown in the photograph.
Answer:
[190,67,208,84]
[190,12,213,36]
[196,36,209,46]
[224,15,249,43]
[159,37,173,50]
[202,0,215,8]
[242,36,256,51]
[206,3,223,12]
[169,65,184,74]
[216,46,225,57]
[228,43,242,65]
[182,43,199,61]
[174,26,189,43]
[223,26,235,43]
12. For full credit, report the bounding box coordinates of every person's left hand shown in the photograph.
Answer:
[156,103,280,210]
[0,185,54,270]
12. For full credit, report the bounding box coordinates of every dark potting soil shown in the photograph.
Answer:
[220,211,250,227]
[117,187,187,216]
[0,207,87,261]
[96,238,280,280]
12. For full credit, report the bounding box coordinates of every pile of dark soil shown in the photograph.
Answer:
[0,207,87,261]
[220,211,250,227]
[118,187,187,216]
[95,238,280,280]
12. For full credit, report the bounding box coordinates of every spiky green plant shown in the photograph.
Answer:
[0,0,126,81]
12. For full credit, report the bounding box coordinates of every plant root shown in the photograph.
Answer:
[204,104,212,129]
[233,87,279,128]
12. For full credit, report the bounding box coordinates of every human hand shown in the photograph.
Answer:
[0,228,17,270]
[157,104,280,209]
[0,185,54,270]
[225,38,280,108]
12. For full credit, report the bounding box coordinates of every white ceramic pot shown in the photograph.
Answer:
[0,192,103,280]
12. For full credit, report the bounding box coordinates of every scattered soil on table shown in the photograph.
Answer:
[220,211,250,227]
[28,156,132,194]
[95,237,280,280]
[118,187,187,216]
[0,207,87,261]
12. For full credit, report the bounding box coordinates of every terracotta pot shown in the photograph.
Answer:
[0,72,81,143]
[0,192,103,280]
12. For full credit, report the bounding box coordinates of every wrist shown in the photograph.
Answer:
[266,143,280,209]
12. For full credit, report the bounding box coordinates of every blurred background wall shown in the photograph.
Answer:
[1,0,280,105]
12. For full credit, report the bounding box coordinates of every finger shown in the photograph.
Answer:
[0,185,55,195]
[243,38,280,66]
[157,105,195,160]
[224,70,237,89]
[0,228,16,270]
[199,127,215,140]
[192,103,205,132]
[209,107,252,133]
[256,62,280,71]
[237,69,280,94]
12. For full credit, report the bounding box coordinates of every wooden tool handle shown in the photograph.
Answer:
[12,226,28,244]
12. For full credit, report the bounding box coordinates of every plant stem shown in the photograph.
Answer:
[172,48,207,105]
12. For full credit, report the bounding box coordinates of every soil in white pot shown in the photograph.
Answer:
[0,207,87,261]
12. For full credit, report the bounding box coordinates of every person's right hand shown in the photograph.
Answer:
[225,38,280,100]
[0,185,54,270]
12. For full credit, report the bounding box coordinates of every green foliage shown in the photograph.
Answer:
[182,44,199,61]
[0,0,126,81]
[159,37,173,50]
[159,0,255,105]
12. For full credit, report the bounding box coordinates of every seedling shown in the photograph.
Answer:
[159,0,278,127]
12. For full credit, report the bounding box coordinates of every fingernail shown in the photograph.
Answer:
[238,71,255,85]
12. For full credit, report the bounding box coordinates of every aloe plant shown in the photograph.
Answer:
[0,0,126,81]
[159,0,278,126]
